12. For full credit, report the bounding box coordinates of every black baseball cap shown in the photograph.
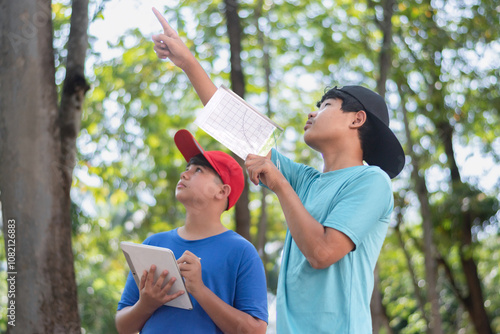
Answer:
[336,85,405,178]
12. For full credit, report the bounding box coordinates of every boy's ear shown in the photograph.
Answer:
[350,110,367,128]
[215,184,231,201]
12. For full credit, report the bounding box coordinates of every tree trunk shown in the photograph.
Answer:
[224,0,251,241]
[0,0,89,332]
[459,217,493,334]
[437,121,493,334]
[253,0,272,266]
[394,206,429,326]
[399,85,443,334]
[370,0,395,330]
[370,265,393,334]
[256,188,269,275]
[374,0,394,97]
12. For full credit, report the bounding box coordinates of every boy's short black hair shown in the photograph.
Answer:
[187,154,223,183]
[317,87,364,113]
[316,87,377,162]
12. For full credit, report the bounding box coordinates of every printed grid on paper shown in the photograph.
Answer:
[200,93,276,159]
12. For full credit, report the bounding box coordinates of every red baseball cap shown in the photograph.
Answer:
[174,129,244,210]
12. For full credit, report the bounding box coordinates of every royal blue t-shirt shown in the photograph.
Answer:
[270,149,393,334]
[117,229,268,333]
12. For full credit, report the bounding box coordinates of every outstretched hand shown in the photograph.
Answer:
[151,7,194,69]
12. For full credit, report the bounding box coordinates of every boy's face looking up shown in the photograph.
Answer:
[303,98,359,150]
[175,154,228,210]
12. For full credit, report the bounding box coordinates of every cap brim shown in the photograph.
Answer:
[174,129,205,162]
[174,130,226,185]
[364,117,405,179]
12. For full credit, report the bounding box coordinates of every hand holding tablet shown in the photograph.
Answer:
[120,242,193,310]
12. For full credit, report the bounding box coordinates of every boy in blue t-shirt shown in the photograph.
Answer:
[115,129,268,334]
[151,7,404,333]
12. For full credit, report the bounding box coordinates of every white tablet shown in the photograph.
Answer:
[120,241,193,310]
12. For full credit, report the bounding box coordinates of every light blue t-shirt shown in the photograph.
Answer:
[271,149,393,334]
[117,229,268,333]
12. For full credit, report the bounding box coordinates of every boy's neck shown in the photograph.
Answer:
[179,211,228,240]
[322,154,363,173]
[321,144,364,173]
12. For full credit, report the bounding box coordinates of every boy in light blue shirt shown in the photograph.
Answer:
[263,149,394,333]
[245,86,404,333]
[152,7,405,333]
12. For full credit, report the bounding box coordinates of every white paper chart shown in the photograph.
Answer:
[195,85,283,160]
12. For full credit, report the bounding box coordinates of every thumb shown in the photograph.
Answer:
[139,270,147,290]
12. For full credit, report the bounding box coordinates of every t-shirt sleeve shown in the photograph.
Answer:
[268,148,318,193]
[323,169,393,248]
[233,246,269,323]
[117,270,140,311]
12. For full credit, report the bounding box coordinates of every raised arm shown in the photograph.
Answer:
[151,7,217,105]
[245,154,355,269]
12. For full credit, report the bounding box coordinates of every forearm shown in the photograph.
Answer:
[193,286,266,334]
[115,302,155,334]
[182,57,217,105]
[246,153,352,268]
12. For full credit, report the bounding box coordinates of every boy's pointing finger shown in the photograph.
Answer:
[152,7,174,35]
